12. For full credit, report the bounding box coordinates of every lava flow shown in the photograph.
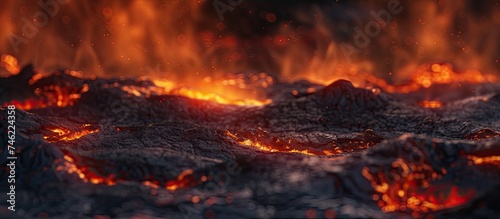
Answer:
[362,158,476,216]
[56,152,200,191]
[43,125,99,142]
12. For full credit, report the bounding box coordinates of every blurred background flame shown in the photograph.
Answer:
[0,0,499,86]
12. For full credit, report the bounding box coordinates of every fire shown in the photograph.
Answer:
[226,130,344,156]
[121,78,272,106]
[44,125,99,142]
[411,63,495,88]
[361,63,497,94]
[363,158,475,215]
[419,100,444,109]
[152,75,273,106]
[0,54,20,75]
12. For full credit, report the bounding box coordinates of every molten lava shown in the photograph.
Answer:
[56,154,116,186]
[226,130,345,156]
[57,153,199,191]
[362,158,475,216]
[44,125,99,142]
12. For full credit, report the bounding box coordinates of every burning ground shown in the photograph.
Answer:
[0,63,500,219]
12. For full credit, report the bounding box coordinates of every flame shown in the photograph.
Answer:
[0,54,19,75]
[44,126,99,142]
[154,76,273,106]
[226,130,344,156]
[121,78,272,106]
[363,158,475,215]
[0,1,498,88]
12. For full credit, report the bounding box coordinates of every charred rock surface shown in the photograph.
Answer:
[1,68,500,218]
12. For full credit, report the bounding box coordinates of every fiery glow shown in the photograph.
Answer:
[2,99,49,111]
[44,126,99,142]
[353,63,497,94]
[165,169,197,191]
[2,83,89,111]
[465,129,500,140]
[0,54,20,75]
[468,155,500,167]
[226,130,344,156]
[57,153,199,191]
[419,100,444,109]
[363,158,475,215]
[57,154,116,186]
[170,87,271,106]
[121,78,272,106]
[153,78,272,106]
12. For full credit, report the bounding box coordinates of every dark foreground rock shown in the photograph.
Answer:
[1,68,500,218]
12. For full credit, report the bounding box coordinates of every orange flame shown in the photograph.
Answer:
[0,54,19,75]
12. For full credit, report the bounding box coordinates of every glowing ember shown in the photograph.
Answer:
[419,100,444,109]
[226,130,344,156]
[0,54,20,75]
[44,126,99,142]
[363,158,475,215]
